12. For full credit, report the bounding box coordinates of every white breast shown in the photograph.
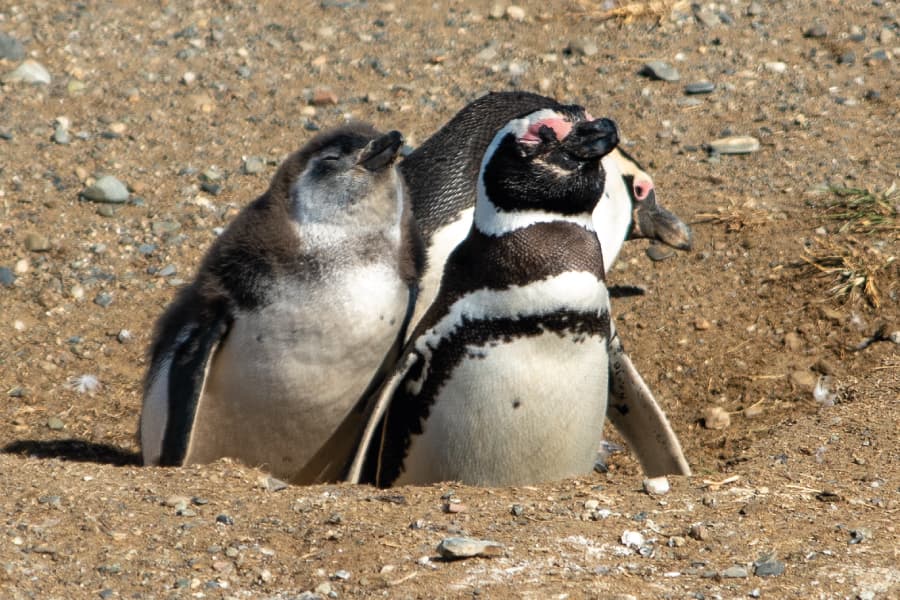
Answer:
[185,264,408,480]
[396,332,609,486]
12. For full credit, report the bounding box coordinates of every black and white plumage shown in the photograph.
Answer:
[393,92,690,480]
[399,91,692,329]
[140,123,422,484]
[348,110,623,486]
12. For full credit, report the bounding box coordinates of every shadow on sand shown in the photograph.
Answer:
[3,439,141,466]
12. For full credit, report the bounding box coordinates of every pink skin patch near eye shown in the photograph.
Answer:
[519,117,573,144]
[633,176,654,201]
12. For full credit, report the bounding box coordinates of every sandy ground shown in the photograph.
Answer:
[0,0,897,598]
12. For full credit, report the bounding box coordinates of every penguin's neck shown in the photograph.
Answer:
[593,155,632,273]
[472,189,595,237]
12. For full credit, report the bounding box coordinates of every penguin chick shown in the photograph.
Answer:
[140,123,421,484]
[349,110,621,486]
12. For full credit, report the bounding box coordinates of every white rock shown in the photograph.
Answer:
[643,476,671,495]
[2,60,52,85]
[506,5,526,21]
[621,530,645,549]
[764,61,787,74]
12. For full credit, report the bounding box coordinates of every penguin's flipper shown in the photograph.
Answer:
[143,315,231,467]
[345,350,420,485]
[606,331,691,477]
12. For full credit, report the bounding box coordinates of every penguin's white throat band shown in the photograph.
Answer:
[473,195,595,237]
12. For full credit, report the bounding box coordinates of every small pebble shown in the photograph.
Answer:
[684,81,715,95]
[82,176,130,203]
[24,233,51,252]
[53,125,71,145]
[647,244,676,261]
[708,136,760,155]
[2,59,52,85]
[47,417,65,431]
[838,51,856,65]
[216,514,234,525]
[804,24,828,38]
[0,32,26,61]
[643,477,670,495]
[94,292,113,308]
[702,406,730,429]
[243,156,265,174]
[722,565,749,578]
[0,267,15,288]
[746,2,763,16]
[311,88,338,106]
[620,530,645,549]
[753,558,786,577]
[437,537,504,560]
[505,5,526,21]
[116,330,132,344]
[640,61,680,82]
[764,61,787,74]
[568,39,598,57]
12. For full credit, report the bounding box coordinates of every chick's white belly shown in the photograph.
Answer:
[186,266,407,480]
[397,332,609,486]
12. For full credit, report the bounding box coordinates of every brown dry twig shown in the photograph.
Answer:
[693,203,771,233]
[576,0,689,23]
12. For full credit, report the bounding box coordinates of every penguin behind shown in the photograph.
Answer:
[349,109,622,487]
[140,122,421,484]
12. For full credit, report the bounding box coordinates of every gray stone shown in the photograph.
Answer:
[646,244,675,261]
[437,537,504,560]
[0,267,16,287]
[640,61,680,82]
[685,81,715,95]
[753,558,785,577]
[24,233,51,252]
[53,125,71,145]
[838,51,856,65]
[243,156,265,174]
[94,292,113,308]
[151,220,181,236]
[722,565,749,578]
[158,265,177,277]
[746,2,764,16]
[82,176,130,203]
[804,24,828,38]
[568,39,598,57]
[47,417,65,430]
[0,32,25,61]
[2,60,51,85]
[708,136,760,155]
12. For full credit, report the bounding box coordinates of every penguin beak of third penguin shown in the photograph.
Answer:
[357,130,404,172]
[629,180,693,250]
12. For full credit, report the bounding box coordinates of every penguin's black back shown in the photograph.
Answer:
[400,91,569,239]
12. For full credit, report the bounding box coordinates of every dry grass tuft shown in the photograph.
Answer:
[800,237,897,309]
[814,183,898,234]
